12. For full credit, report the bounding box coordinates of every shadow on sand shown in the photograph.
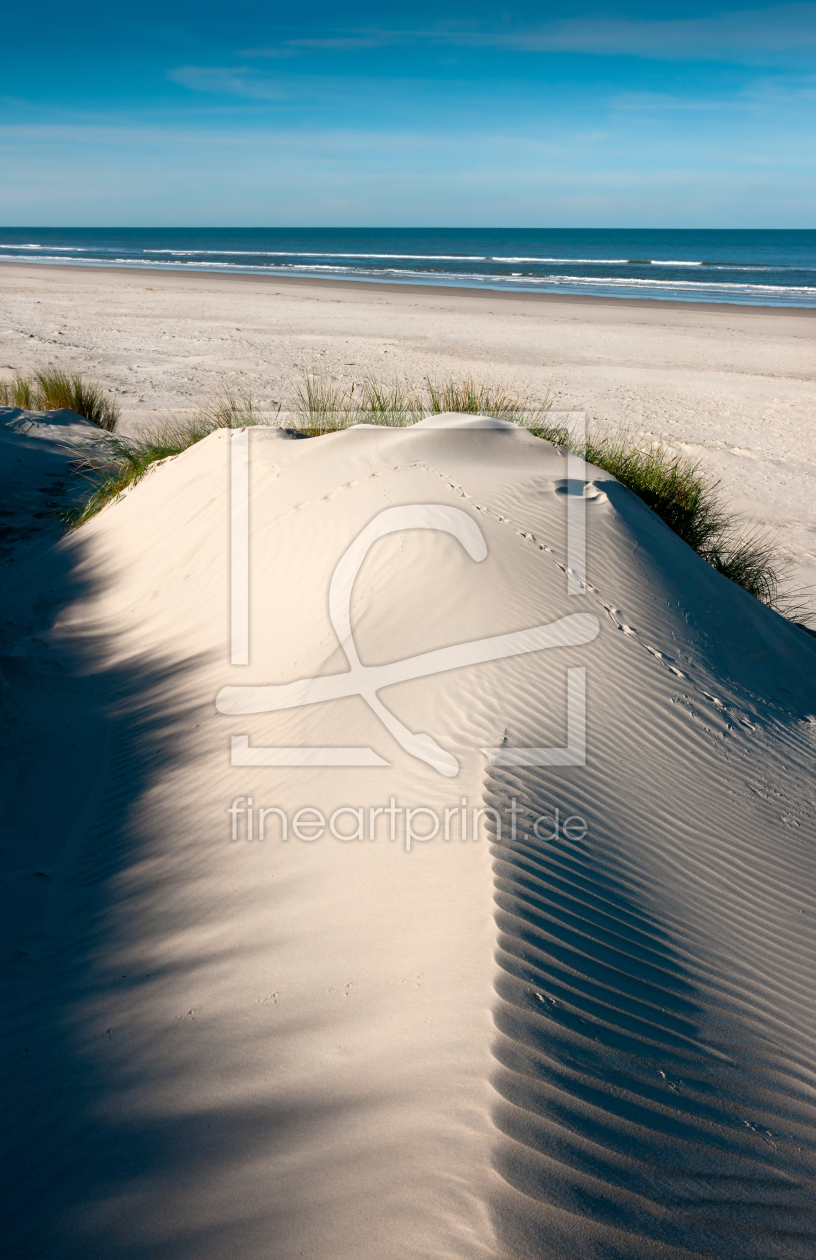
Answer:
[484,761,816,1260]
[0,530,363,1259]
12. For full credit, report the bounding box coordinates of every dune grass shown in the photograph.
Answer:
[0,369,120,431]
[291,373,422,433]
[288,371,551,434]
[287,372,805,620]
[530,417,730,553]
[528,415,806,619]
[59,368,809,625]
[0,373,36,409]
[291,374,360,434]
[64,389,263,528]
[424,376,549,424]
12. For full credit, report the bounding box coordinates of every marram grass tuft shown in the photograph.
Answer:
[528,417,809,625]
[60,368,810,627]
[0,369,120,431]
[64,389,262,528]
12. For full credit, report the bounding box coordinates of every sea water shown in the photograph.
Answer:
[2,227,815,308]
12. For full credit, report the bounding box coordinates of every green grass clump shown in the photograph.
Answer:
[195,385,270,431]
[0,369,120,431]
[0,372,36,409]
[704,526,795,610]
[65,389,262,528]
[425,376,548,424]
[357,376,425,427]
[281,370,808,622]
[289,371,547,434]
[291,373,428,434]
[533,423,730,554]
[528,416,807,621]
[60,365,809,625]
[291,374,358,435]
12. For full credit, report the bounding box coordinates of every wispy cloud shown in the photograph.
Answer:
[237,47,298,60]
[241,33,406,58]
[2,115,815,226]
[168,66,287,100]
[286,36,387,51]
[468,4,816,62]
[611,73,816,114]
[228,5,816,66]
[609,92,746,112]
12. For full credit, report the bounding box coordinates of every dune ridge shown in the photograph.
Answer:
[1,414,815,1257]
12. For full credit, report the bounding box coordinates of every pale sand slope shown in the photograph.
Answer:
[1,262,815,613]
[2,414,816,1258]
[0,406,110,561]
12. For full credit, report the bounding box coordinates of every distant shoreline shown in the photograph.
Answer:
[2,259,816,317]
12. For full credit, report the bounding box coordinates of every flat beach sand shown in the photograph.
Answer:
[2,260,815,610]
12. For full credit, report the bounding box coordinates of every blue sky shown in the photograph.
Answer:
[2,1,815,225]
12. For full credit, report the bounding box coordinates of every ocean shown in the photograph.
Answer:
[2,227,815,308]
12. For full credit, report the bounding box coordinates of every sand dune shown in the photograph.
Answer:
[2,412,816,1258]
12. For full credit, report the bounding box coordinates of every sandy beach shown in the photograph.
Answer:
[2,261,815,611]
